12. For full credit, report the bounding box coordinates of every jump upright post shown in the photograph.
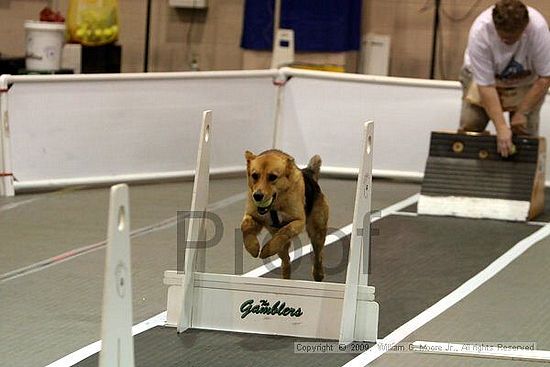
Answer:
[99,184,135,367]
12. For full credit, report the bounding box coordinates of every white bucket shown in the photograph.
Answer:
[25,20,66,71]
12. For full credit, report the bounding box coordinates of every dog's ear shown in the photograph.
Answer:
[285,156,295,176]
[245,150,256,162]
[245,151,256,174]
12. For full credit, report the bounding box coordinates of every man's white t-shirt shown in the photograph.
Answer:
[464,6,550,87]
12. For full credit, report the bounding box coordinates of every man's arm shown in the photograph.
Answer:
[478,85,513,157]
[511,76,550,132]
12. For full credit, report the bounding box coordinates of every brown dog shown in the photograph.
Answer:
[241,149,329,281]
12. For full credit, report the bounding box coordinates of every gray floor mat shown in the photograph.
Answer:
[73,214,536,367]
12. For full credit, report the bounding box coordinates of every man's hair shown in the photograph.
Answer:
[492,0,529,32]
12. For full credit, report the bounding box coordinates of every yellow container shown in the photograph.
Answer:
[67,0,119,46]
[290,63,345,73]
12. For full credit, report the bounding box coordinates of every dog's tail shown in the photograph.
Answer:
[305,155,322,181]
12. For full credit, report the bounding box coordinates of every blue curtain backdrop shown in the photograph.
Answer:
[240,0,362,52]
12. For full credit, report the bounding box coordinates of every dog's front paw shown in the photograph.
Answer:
[243,236,260,258]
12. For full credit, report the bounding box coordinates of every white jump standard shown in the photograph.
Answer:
[99,184,135,367]
[164,112,379,343]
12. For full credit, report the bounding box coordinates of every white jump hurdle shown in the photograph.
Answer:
[99,184,135,367]
[164,112,379,342]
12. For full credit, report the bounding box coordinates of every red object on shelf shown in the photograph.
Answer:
[39,7,65,23]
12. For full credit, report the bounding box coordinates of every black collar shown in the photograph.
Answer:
[269,210,284,229]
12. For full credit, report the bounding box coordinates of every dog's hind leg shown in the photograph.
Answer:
[278,241,292,279]
[308,228,326,282]
[307,199,328,282]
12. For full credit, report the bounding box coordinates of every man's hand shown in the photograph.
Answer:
[478,84,513,157]
[495,124,513,157]
[510,111,529,135]
[511,76,550,135]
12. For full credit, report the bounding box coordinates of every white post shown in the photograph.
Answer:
[339,121,374,344]
[0,75,15,197]
[271,73,286,149]
[271,0,294,69]
[177,110,212,332]
[99,184,135,367]
[273,0,281,35]
[270,29,295,69]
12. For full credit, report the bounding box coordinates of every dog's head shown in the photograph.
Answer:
[245,150,295,215]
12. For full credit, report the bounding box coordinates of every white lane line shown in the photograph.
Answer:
[0,185,89,213]
[0,197,41,212]
[527,220,549,226]
[46,193,420,367]
[411,341,550,363]
[208,192,247,211]
[393,210,549,226]
[377,194,419,218]
[45,341,102,367]
[390,211,418,217]
[342,222,550,367]
[0,192,246,283]
[244,193,420,277]
[44,313,167,367]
